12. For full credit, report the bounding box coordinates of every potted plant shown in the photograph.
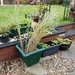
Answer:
[56,38,72,50]
[0,24,11,43]
[9,5,31,37]
[9,18,30,37]
[40,40,61,57]
[16,11,58,67]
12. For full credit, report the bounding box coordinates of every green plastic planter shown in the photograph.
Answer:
[16,44,45,67]
[20,24,27,27]
[10,26,27,36]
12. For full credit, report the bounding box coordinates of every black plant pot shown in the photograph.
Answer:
[9,33,14,38]
[59,42,72,51]
[0,34,10,43]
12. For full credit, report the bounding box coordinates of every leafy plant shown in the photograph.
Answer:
[56,38,63,42]
[25,11,58,54]
[39,43,49,48]
[38,4,48,13]
[27,32,33,38]
[51,38,72,45]
[51,40,59,46]
[2,33,9,37]
[20,18,31,25]
[61,38,72,45]
[0,24,11,34]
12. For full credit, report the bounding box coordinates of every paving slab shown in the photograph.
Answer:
[67,72,75,75]
[39,56,51,63]
[62,43,75,60]
[26,63,47,75]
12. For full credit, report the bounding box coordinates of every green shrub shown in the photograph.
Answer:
[20,18,31,25]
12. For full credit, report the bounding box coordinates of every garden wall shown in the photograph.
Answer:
[55,22,75,40]
[0,46,20,62]
[0,22,75,62]
[0,39,20,62]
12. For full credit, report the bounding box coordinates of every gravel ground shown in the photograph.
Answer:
[0,41,75,75]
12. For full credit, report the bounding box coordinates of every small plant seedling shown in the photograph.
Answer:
[39,43,49,48]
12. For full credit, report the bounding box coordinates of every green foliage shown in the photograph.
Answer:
[21,18,30,25]
[51,40,59,45]
[39,43,49,48]
[38,4,48,13]
[26,11,58,53]
[27,32,33,38]
[61,38,72,45]
[51,38,72,45]
[8,18,30,30]
[2,33,9,37]
[56,38,63,42]
[0,24,11,34]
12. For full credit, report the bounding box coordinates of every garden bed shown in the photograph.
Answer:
[0,38,20,62]
[0,22,75,62]
[41,30,65,42]
[0,40,75,75]
[0,30,65,62]
[55,22,75,40]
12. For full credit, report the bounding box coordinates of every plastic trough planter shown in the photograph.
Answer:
[42,41,61,57]
[16,44,45,67]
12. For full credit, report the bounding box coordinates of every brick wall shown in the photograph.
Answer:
[0,46,20,62]
[40,34,59,42]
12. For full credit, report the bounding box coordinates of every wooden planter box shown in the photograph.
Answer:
[55,22,75,40]
[0,39,20,62]
[1,22,75,62]
[41,31,66,42]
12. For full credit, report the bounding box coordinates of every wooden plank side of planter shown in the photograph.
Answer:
[60,24,74,30]
[0,46,20,62]
[40,34,59,42]
[73,24,75,28]
[66,35,75,40]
